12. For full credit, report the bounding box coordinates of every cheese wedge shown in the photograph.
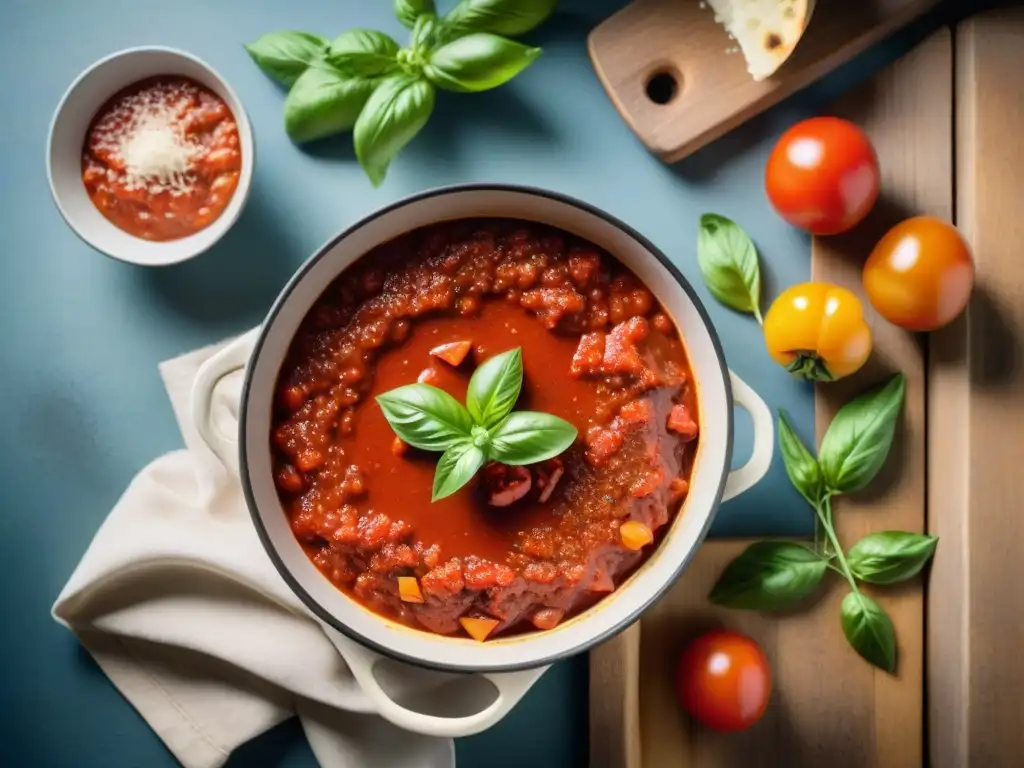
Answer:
[705,0,814,81]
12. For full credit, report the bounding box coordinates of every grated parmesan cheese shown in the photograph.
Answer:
[90,83,201,196]
[120,112,198,193]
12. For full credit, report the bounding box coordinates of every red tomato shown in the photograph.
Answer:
[766,117,880,235]
[676,630,771,732]
[863,216,974,331]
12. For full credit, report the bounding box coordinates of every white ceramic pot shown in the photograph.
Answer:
[190,185,774,737]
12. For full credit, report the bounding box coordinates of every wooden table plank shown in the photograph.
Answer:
[928,7,1024,766]
[589,28,952,768]
[805,27,951,768]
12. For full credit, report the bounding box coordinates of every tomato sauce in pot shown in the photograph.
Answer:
[271,220,700,641]
[81,76,241,241]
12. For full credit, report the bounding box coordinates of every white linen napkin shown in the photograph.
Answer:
[51,335,455,768]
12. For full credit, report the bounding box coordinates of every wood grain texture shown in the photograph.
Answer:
[804,28,951,768]
[928,7,1024,766]
[587,0,936,163]
[588,29,952,768]
[589,623,642,768]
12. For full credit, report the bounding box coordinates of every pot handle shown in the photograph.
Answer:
[722,371,774,502]
[322,625,547,738]
[189,329,260,476]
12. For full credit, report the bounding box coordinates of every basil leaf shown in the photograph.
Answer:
[847,532,938,585]
[424,34,541,93]
[708,541,827,610]
[444,0,557,37]
[432,441,487,501]
[411,14,440,53]
[327,29,400,78]
[244,31,329,87]
[284,67,376,143]
[354,74,435,187]
[466,348,523,428]
[395,0,436,29]
[488,411,577,466]
[778,410,823,506]
[376,383,473,451]
[697,213,763,323]
[840,592,896,673]
[819,374,906,494]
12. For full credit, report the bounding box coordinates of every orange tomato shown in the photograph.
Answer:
[863,216,974,331]
[766,117,880,235]
[763,282,872,381]
[676,630,771,732]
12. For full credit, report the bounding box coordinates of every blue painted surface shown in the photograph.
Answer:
[0,0,956,765]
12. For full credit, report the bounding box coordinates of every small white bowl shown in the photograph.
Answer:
[47,46,255,267]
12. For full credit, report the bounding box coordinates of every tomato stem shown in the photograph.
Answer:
[786,352,835,382]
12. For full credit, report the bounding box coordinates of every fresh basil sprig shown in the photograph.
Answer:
[697,214,764,324]
[376,348,577,501]
[710,373,937,674]
[246,0,552,185]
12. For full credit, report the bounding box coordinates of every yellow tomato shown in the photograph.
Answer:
[764,283,872,381]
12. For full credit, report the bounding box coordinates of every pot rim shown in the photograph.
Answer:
[238,183,733,672]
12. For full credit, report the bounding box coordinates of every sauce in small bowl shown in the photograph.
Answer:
[47,47,254,266]
[82,76,242,242]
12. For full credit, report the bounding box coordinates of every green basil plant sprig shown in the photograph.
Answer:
[376,348,577,501]
[708,374,938,673]
[245,0,555,185]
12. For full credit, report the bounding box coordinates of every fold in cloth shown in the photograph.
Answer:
[52,335,455,768]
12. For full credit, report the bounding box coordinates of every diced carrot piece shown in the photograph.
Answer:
[397,576,424,604]
[430,341,472,367]
[417,367,440,385]
[531,607,565,631]
[392,436,408,458]
[620,520,654,551]
[460,616,500,642]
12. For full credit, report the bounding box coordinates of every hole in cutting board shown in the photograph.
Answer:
[645,69,681,105]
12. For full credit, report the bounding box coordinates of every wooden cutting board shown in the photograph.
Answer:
[589,24,952,767]
[588,0,937,162]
